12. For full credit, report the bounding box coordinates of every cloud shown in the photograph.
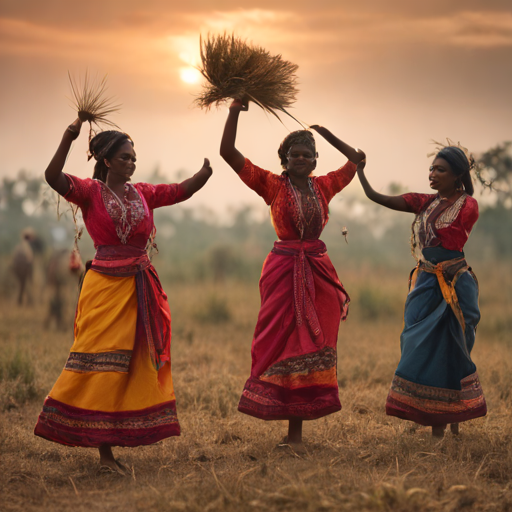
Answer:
[2,6,511,70]
[442,11,512,48]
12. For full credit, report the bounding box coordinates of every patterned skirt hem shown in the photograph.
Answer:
[238,400,341,421]
[385,372,487,427]
[238,377,341,421]
[34,397,180,447]
[386,399,487,427]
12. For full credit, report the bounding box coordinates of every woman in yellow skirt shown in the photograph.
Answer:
[34,118,212,473]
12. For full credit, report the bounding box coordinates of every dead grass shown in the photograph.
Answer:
[0,264,511,511]
[195,34,300,124]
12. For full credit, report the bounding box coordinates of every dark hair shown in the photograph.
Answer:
[88,130,133,182]
[435,146,475,196]
[278,130,316,169]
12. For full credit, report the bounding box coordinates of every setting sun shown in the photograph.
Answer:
[179,66,201,84]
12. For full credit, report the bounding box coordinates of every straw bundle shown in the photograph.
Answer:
[195,34,300,123]
[68,71,121,140]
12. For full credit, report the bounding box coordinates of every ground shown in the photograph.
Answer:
[1,264,511,512]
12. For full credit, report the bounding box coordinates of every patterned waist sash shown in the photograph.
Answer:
[90,245,170,370]
[415,257,474,335]
[272,239,327,340]
[91,245,151,275]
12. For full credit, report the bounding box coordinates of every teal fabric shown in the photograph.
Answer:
[395,249,480,391]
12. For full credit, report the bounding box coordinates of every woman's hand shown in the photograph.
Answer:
[355,149,366,162]
[66,118,83,140]
[180,158,213,197]
[229,98,249,113]
[357,157,366,172]
[200,157,213,176]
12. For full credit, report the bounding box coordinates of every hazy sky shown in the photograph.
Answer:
[1,0,511,217]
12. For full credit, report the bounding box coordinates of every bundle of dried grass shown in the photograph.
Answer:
[195,34,301,125]
[68,71,121,140]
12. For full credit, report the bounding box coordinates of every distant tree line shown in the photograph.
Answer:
[1,142,511,282]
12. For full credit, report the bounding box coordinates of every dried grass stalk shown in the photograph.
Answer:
[195,34,301,125]
[68,71,121,140]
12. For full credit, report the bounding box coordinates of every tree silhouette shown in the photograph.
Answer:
[476,141,512,207]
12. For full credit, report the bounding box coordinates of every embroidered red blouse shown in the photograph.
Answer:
[402,192,479,253]
[63,174,189,249]
[238,158,357,240]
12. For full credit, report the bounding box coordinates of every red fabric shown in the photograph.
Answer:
[402,192,479,252]
[236,160,355,420]
[63,174,189,249]
[136,266,172,369]
[251,240,348,377]
[238,159,357,241]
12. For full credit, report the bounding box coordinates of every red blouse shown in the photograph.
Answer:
[238,158,357,240]
[63,174,189,249]
[402,192,479,253]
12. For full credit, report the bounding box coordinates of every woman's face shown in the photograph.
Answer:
[285,144,317,178]
[105,141,137,181]
[429,157,458,194]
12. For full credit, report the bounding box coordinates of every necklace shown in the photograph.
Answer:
[289,178,321,238]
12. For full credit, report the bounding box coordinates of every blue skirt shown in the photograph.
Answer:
[386,248,487,426]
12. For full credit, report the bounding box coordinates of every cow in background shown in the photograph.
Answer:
[11,228,44,305]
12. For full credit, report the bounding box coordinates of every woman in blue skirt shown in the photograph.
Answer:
[356,144,486,437]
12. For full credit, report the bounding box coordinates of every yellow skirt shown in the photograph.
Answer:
[34,270,180,447]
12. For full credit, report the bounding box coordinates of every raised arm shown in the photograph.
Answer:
[310,125,365,164]
[45,118,83,196]
[356,159,409,212]
[220,99,247,173]
[179,158,213,197]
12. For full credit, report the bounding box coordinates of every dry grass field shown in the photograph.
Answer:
[1,262,511,512]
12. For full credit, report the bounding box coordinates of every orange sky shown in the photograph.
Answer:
[1,0,511,218]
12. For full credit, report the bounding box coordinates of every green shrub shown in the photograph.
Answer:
[0,350,40,410]
[195,294,232,324]
[357,286,401,321]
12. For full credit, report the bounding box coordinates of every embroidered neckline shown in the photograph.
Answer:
[411,192,468,259]
[97,180,145,244]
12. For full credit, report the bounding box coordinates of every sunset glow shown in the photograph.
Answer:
[179,66,201,84]
[0,1,511,215]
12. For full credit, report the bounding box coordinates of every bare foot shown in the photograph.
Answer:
[277,436,306,455]
[99,445,126,476]
[450,423,460,435]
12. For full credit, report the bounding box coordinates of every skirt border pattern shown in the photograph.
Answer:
[386,372,487,426]
[34,396,180,447]
[64,351,132,373]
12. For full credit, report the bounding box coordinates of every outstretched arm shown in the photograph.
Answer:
[179,158,213,197]
[45,118,83,196]
[357,159,409,212]
[220,99,247,173]
[310,125,365,164]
